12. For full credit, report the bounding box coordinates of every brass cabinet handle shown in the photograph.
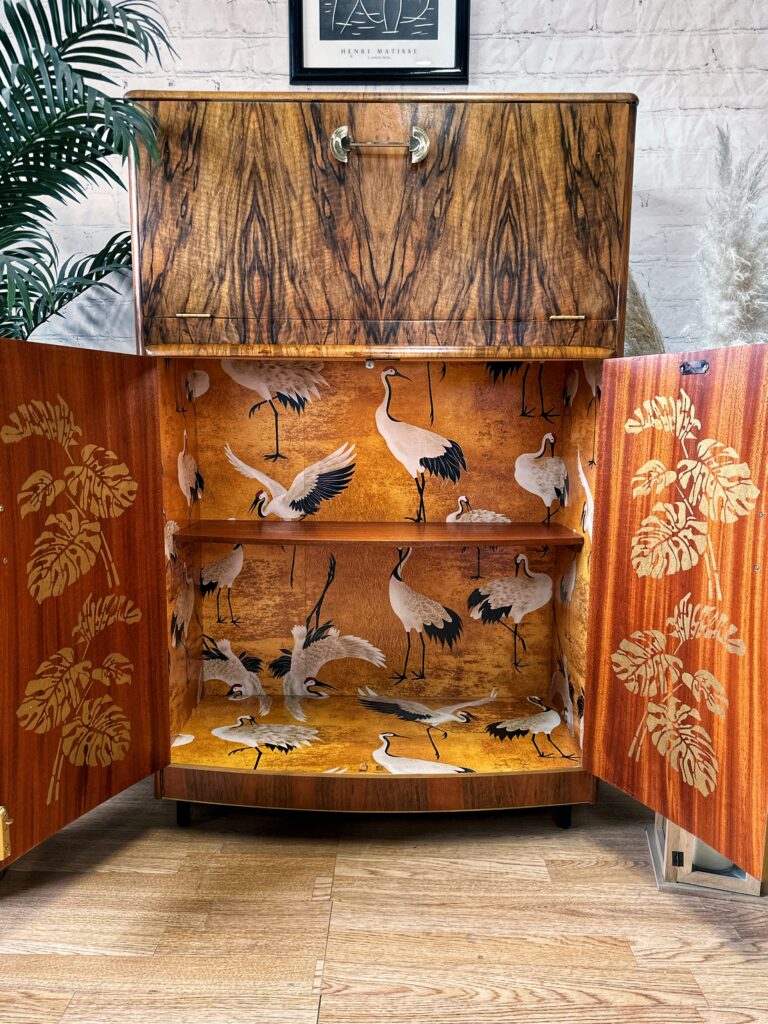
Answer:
[330,125,430,165]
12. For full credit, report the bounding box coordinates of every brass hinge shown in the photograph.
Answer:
[549,314,586,322]
[0,806,12,861]
[175,312,212,319]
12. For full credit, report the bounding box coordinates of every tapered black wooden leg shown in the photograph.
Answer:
[552,805,572,830]
[176,800,192,828]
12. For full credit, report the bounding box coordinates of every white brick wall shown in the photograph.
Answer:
[30,0,768,352]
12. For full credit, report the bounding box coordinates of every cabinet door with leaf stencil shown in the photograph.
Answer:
[0,341,167,868]
[585,345,768,879]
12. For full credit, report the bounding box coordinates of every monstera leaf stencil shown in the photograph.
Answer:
[678,438,759,523]
[17,470,65,518]
[624,389,700,443]
[617,387,757,796]
[624,387,759,601]
[615,591,744,797]
[611,629,682,697]
[646,698,719,797]
[2,392,144,803]
[65,444,138,519]
[631,503,709,579]
[73,594,143,647]
[631,460,677,498]
[666,593,746,655]
[61,695,131,768]
[16,649,91,734]
[0,395,81,448]
[27,510,102,603]
[20,592,144,805]
[2,394,138,597]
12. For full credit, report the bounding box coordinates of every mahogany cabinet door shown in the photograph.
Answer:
[585,346,768,878]
[134,95,635,353]
[0,341,167,867]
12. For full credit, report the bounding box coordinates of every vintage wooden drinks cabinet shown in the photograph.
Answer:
[2,93,767,882]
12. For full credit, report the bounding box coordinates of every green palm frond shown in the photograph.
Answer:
[0,0,172,339]
[0,0,169,85]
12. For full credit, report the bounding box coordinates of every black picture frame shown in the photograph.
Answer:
[289,0,470,85]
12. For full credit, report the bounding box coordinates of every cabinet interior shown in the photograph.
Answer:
[159,357,598,778]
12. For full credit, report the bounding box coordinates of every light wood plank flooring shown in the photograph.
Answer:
[1,780,766,1023]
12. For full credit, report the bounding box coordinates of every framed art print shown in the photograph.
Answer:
[289,0,470,84]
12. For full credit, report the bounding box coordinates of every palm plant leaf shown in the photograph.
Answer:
[31,229,131,325]
[0,0,172,339]
[0,0,169,84]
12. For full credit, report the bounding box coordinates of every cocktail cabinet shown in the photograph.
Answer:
[2,93,766,882]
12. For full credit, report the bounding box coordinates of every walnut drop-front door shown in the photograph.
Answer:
[134,95,636,353]
[0,340,167,868]
[586,345,768,879]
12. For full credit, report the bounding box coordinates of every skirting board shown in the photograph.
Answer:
[646,827,767,903]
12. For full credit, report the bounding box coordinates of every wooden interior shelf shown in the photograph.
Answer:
[175,520,585,548]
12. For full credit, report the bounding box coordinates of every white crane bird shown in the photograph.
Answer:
[446,496,511,579]
[373,732,475,775]
[557,552,577,607]
[577,448,594,542]
[358,687,497,759]
[549,656,574,735]
[177,430,204,514]
[270,624,386,721]
[389,546,463,683]
[222,359,328,462]
[376,367,466,523]
[224,443,355,520]
[170,567,195,649]
[164,520,180,564]
[584,360,603,466]
[212,716,320,770]
[468,553,553,670]
[485,361,557,420]
[202,636,271,716]
[486,696,576,760]
[270,553,386,720]
[446,496,510,526]
[225,441,355,588]
[514,432,569,524]
[200,544,244,625]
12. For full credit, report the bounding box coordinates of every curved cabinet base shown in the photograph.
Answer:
[157,765,596,814]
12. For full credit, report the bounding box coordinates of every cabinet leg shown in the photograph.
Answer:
[176,800,192,828]
[553,805,572,830]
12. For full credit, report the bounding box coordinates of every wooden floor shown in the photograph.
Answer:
[1,780,766,1024]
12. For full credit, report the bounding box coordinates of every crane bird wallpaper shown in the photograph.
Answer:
[162,358,596,777]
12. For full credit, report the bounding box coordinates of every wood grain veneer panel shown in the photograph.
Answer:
[175,520,584,547]
[159,763,594,813]
[0,341,167,867]
[127,91,640,103]
[585,345,768,879]
[134,97,634,353]
[143,316,619,355]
